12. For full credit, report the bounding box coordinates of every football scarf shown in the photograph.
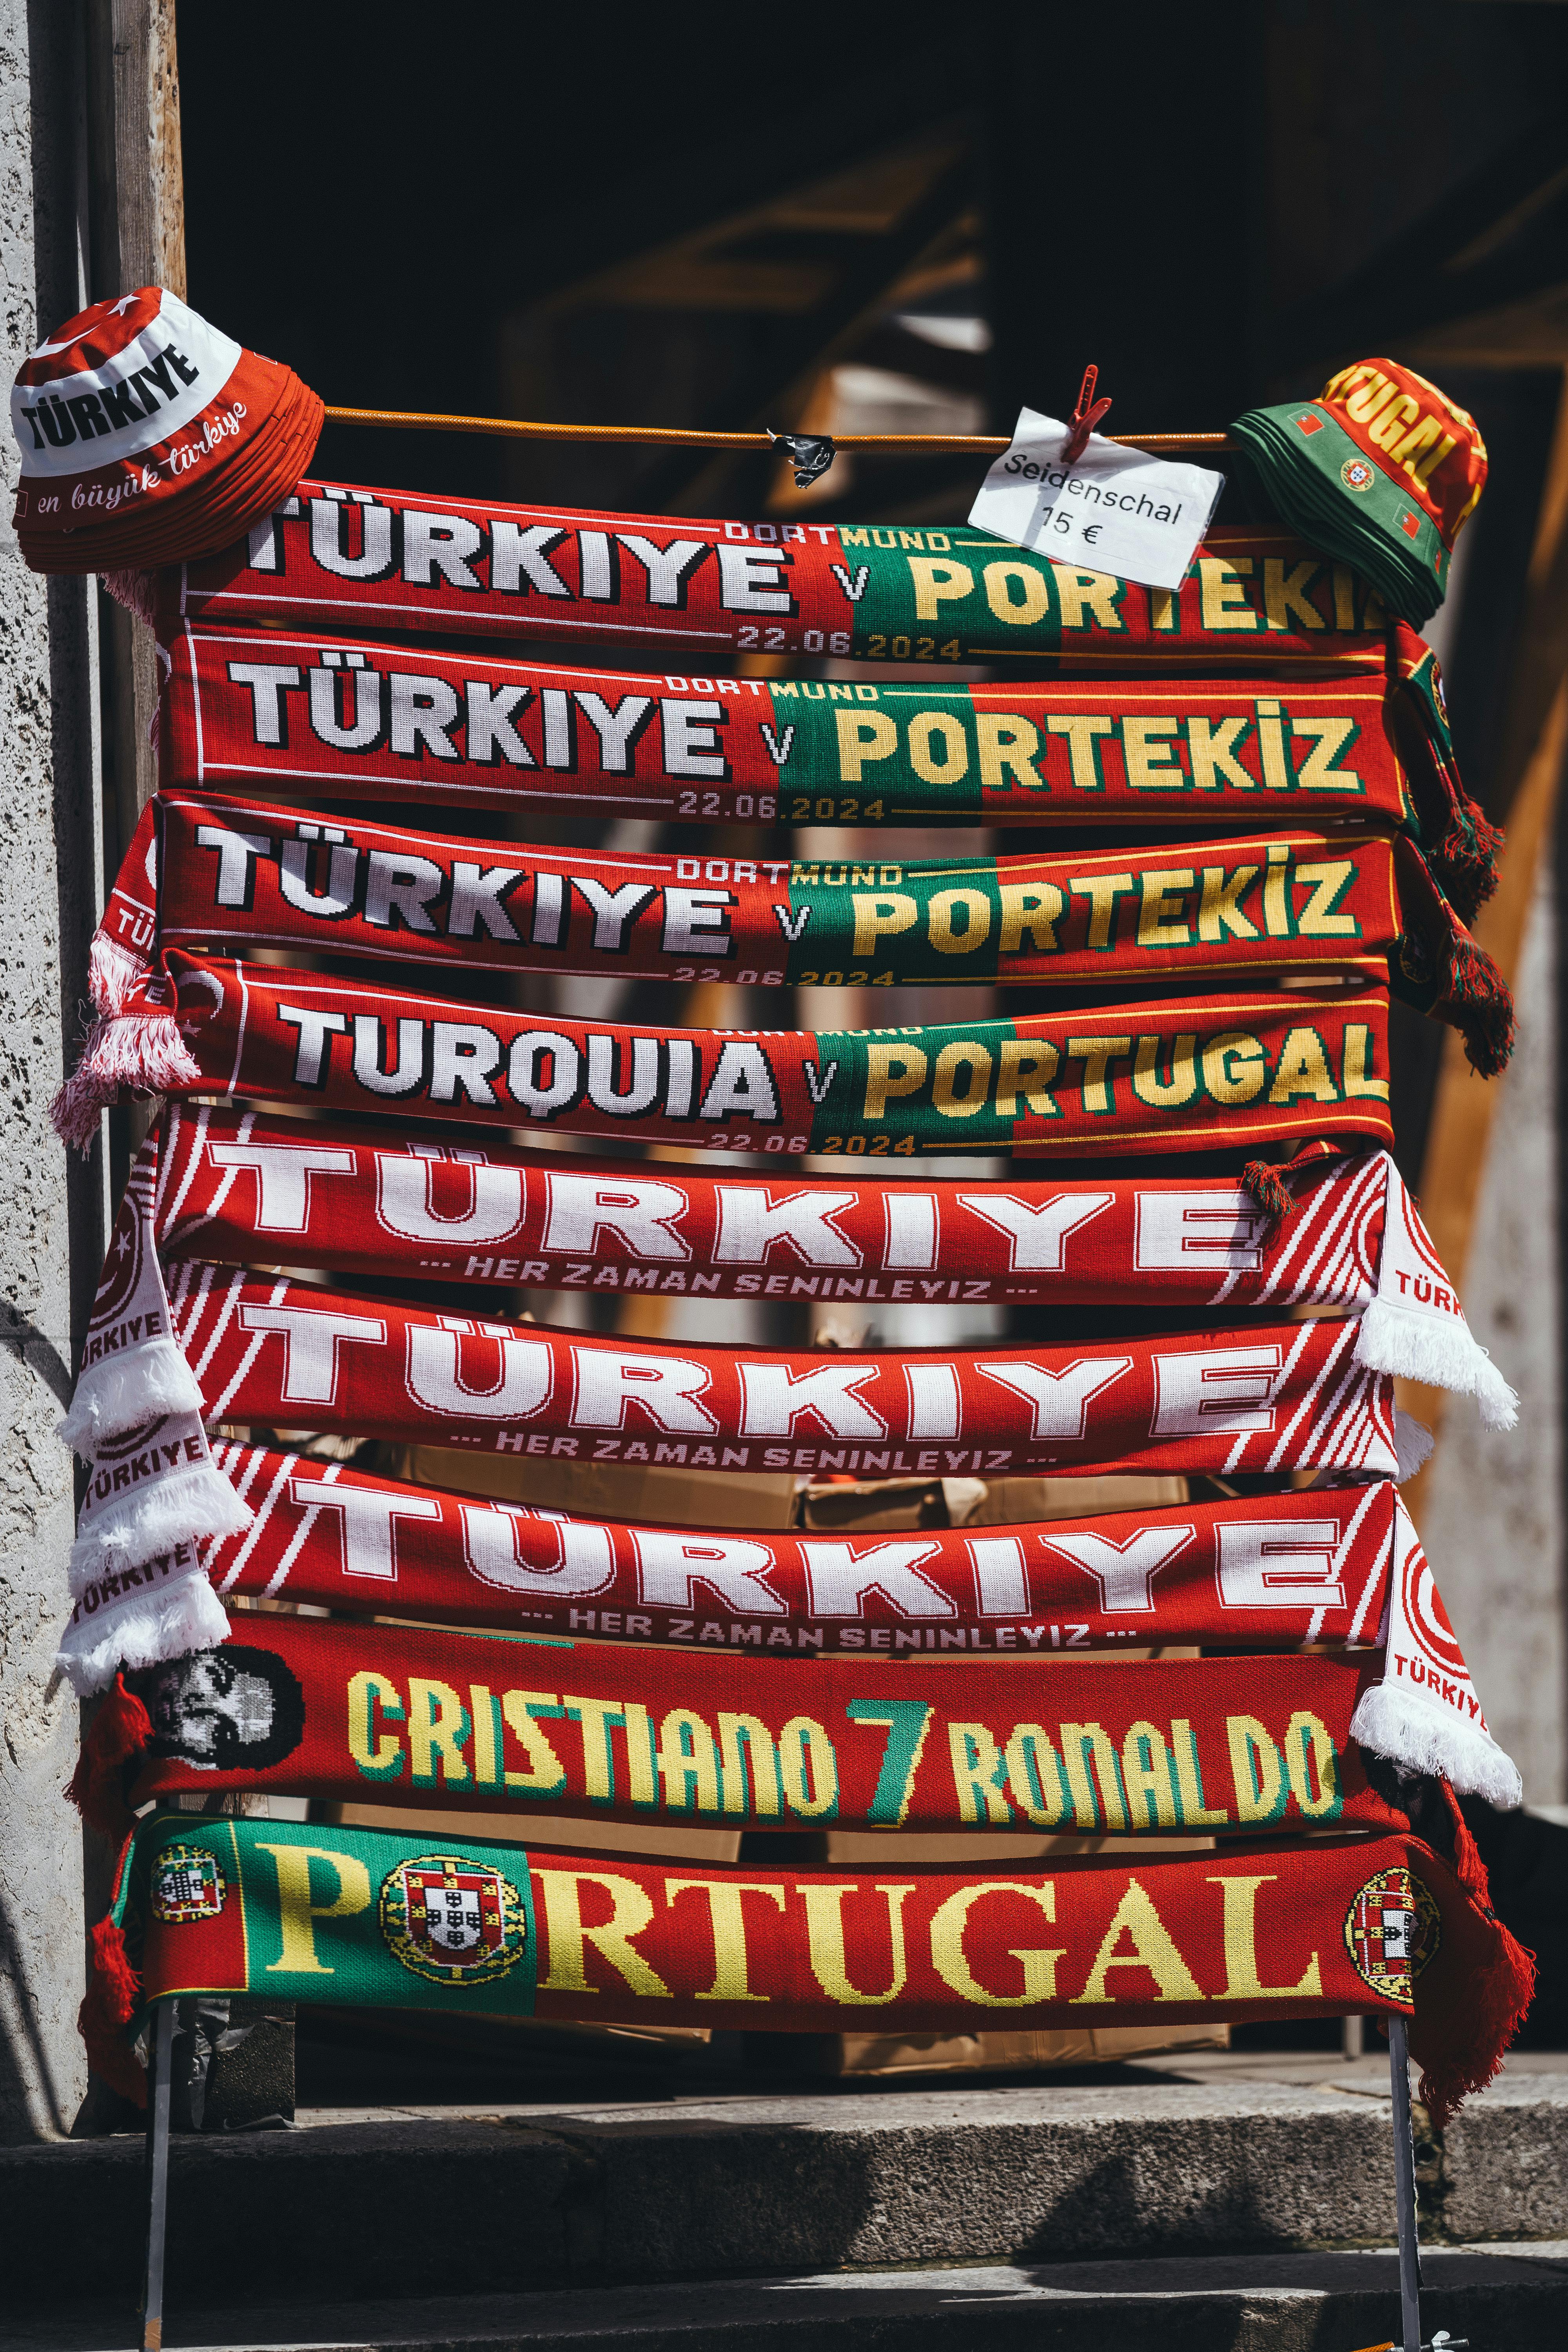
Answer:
[10,289,321,574]
[1232,361,1486,628]
[146,1105,1512,1422]
[152,620,1496,924]
[71,1617,1410,1844]
[83,1811,1535,2131]
[165,487,1399,671]
[178,1452,1523,1806]
[52,945,1401,1178]
[86,793,1512,1078]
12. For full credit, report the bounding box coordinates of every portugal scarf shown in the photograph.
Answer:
[154,620,1495,922]
[86,792,1511,1076]
[84,1811,1535,2130]
[72,1468,1518,1809]
[71,1616,1410,1842]
[52,946,1401,1175]
[145,1105,1511,1419]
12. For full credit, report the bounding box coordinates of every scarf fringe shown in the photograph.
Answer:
[1393,1409,1435,1483]
[1354,1297,1519,1431]
[1350,1683,1523,1808]
[79,1915,147,2107]
[67,1674,152,1840]
[69,1463,251,1593]
[56,1564,232,1696]
[1241,1140,1343,1218]
[1431,804,1505,928]
[1446,934,1515,1077]
[87,933,149,1020]
[57,1339,203,1459]
[98,567,159,628]
[1413,1779,1536,2131]
[49,1009,199,1152]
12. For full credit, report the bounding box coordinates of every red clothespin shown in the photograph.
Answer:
[1062,364,1112,463]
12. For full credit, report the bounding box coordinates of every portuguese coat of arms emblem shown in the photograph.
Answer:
[379,1853,528,1987]
[1343,1866,1441,2002]
[150,1844,228,1923]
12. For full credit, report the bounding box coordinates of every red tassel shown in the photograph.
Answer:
[65,1673,152,1841]
[1432,804,1504,927]
[1242,1140,1341,1219]
[78,1916,147,2108]
[1446,934,1516,1078]
[1410,1778,1537,2131]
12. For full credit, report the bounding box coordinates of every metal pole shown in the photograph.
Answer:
[142,1997,175,2352]
[1342,2013,1365,2060]
[1388,2012,1422,2352]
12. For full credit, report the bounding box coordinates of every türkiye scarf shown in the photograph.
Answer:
[74,1618,1405,1841]
[85,1813,1535,2131]
[1233,360,1486,628]
[153,621,1495,923]
[167,488,1400,671]
[71,1584,1517,1837]
[10,289,321,573]
[143,1105,1511,1420]
[52,946,1402,1175]
[181,1445,1513,1803]
[88,793,1512,1075]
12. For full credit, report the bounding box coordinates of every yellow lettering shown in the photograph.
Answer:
[800,1881,915,2004]
[1073,1877,1204,2004]
[1170,1719,1230,1826]
[1122,1721,1182,1829]
[664,1877,786,2002]
[1060,1720,1131,1830]
[1197,864,1259,941]
[535,1867,671,1998]
[1269,1026,1339,1105]
[983,559,1051,626]
[1206,1873,1323,1999]
[1054,568,1122,630]
[1188,715,1255,792]
[717,1713,782,1817]
[1137,869,1194,948]
[256,1843,372,1976]
[1201,1031,1266,1105]
[1263,559,1326,633]
[932,1039,994,1119]
[862,1041,929,1120]
[998,881,1064,955]
[408,1677,470,1787]
[1292,716,1361,795]
[852,893,918,957]
[975,711,1043,792]
[909,710,970,784]
[1070,871,1137,949]
[835,708,898,783]
[995,1037,1061,1120]
[564,1694,625,1804]
[779,1716,838,1816]
[1066,1035,1132,1115]
[927,887,992,956]
[948,1722,1012,1824]
[1227,1715,1287,1824]
[907,557,974,619]
[346,1671,403,1779]
[1132,1033,1199,1110]
[1199,556,1256,631]
[1342,1022,1390,1101]
[1122,716,1182,791]
[658,1706,722,1814]
[1293,859,1357,937]
[929,1882,1064,2006]
[1045,713,1112,792]
[500,1690,568,1792]
[1284,1711,1342,1820]
[1004,1725,1071,1826]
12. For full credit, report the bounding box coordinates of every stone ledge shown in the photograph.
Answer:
[5,2244,1567,2352]
[6,2076,1565,2307]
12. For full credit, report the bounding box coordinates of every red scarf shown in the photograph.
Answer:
[53,945,1401,1181]
[86,1810,1535,2130]
[142,1104,1510,1421]
[167,1258,1408,1482]
[163,488,1399,670]
[76,1614,1407,1846]
[153,619,1494,921]
[87,791,1510,1076]
[181,1445,1511,1804]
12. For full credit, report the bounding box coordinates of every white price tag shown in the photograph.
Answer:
[969,406,1225,592]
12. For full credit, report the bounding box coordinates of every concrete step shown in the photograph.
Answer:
[6,2065,1566,2310]
[5,2244,1568,2352]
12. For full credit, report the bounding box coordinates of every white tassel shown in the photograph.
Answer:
[1351,1682,1524,1809]
[55,1573,232,1696]
[69,1464,253,1593]
[87,933,150,1019]
[49,1010,200,1152]
[1393,1409,1435,1483]
[1354,1298,1519,1431]
[57,1339,203,1459]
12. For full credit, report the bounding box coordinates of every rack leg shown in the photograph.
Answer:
[142,1998,176,2352]
[1342,2013,1365,2060]
[1388,2012,1422,2352]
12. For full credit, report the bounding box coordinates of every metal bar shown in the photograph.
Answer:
[1388,2012,1422,2352]
[142,1996,175,2352]
[1343,2013,1366,2060]
[319,403,1234,457]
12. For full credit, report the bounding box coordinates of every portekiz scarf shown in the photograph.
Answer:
[53,947,1402,1178]
[70,1617,1414,1842]
[84,1811,1535,2131]
[162,486,1412,671]
[85,792,1512,1075]
[185,1444,1516,1806]
[154,621,1496,920]
[145,1105,1512,1418]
